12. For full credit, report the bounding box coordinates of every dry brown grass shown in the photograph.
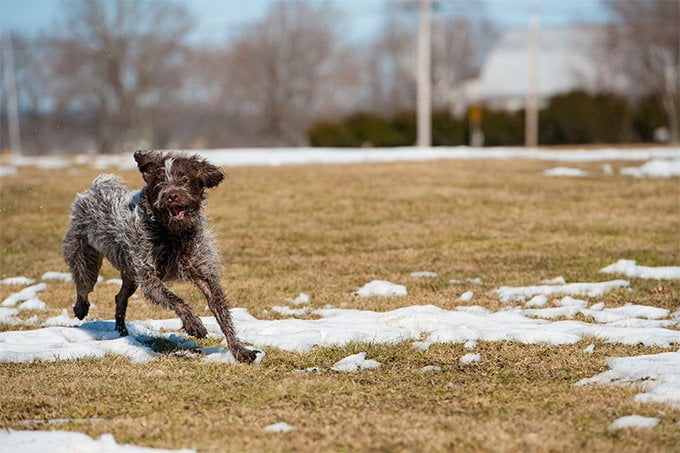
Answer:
[0,156,679,451]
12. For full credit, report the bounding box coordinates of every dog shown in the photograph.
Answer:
[62,150,256,363]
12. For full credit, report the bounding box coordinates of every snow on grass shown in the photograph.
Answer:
[263,422,295,433]
[0,430,194,452]
[525,295,548,307]
[44,309,82,327]
[543,167,587,177]
[17,297,46,311]
[583,344,595,354]
[104,278,123,286]
[331,352,381,372]
[459,291,474,302]
[288,293,310,305]
[2,298,680,364]
[1,283,47,307]
[600,259,680,280]
[0,165,18,177]
[41,271,72,282]
[0,276,35,285]
[271,306,311,316]
[410,271,438,279]
[353,280,407,297]
[20,417,105,426]
[460,353,481,364]
[421,365,442,372]
[620,159,680,178]
[495,279,629,303]
[607,415,660,431]
[449,277,482,285]
[578,350,680,409]
[199,347,265,365]
[541,276,566,285]
[464,340,477,350]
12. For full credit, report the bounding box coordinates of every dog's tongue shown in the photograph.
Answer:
[170,207,185,220]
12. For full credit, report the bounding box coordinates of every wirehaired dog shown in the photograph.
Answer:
[62,150,256,363]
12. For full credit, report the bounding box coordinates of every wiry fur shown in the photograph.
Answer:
[62,150,256,363]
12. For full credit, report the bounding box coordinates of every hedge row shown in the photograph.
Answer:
[308,91,666,147]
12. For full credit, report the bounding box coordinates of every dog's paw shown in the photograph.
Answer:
[116,324,129,337]
[233,346,258,364]
[73,300,90,320]
[184,319,208,339]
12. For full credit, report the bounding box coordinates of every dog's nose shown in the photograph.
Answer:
[168,192,179,202]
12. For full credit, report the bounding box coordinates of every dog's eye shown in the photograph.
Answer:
[180,177,189,185]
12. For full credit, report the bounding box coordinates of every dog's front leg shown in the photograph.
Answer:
[138,278,208,338]
[193,277,256,363]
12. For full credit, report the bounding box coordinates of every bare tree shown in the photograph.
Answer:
[220,1,359,146]
[49,0,193,153]
[604,0,680,143]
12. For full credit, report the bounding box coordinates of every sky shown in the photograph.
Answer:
[1,0,611,44]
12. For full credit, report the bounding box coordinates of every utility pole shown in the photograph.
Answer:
[524,6,539,148]
[2,34,22,155]
[416,0,431,148]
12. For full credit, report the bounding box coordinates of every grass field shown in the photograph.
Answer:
[1,156,679,451]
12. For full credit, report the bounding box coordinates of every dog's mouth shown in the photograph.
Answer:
[168,205,187,221]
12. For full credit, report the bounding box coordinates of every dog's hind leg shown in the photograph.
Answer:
[114,275,137,337]
[63,232,103,320]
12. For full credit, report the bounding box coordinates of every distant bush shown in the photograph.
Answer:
[539,91,632,144]
[308,90,667,147]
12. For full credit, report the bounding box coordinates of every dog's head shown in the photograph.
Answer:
[134,150,224,231]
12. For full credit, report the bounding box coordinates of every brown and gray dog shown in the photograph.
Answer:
[62,150,256,363]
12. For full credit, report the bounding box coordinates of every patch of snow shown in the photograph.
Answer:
[543,167,587,177]
[43,309,82,327]
[0,430,193,452]
[0,165,18,177]
[455,305,490,314]
[1,276,35,285]
[583,344,595,354]
[589,302,605,311]
[600,259,680,280]
[460,353,481,364]
[577,350,680,409]
[20,418,105,425]
[411,271,438,279]
[105,278,123,286]
[289,293,310,305]
[421,365,442,372]
[354,280,407,297]
[263,422,295,433]
[620,159,680,178]
[542,276,566,285]
[602,163,614,175]
[41,271,72,282]
[412,341,431,351]
[526,295,548,307]
[199,347,265,365]
[464,340,477,350]
[271,306,311,316]
[291,367,324,374]
[495,280,629,303]
[459,291,474,302]
[524,306,582,319]
[331,352,381,372]
[17,297,46,311]
[1,283,47,307]
[608,415,659,431]
[559,296,588,308]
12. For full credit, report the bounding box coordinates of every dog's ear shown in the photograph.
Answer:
[198,160,224,189]
[134,150,163,184]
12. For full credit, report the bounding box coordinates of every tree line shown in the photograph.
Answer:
[0,0,677,154]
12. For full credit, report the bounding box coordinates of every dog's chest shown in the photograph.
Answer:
[149,237,198,281]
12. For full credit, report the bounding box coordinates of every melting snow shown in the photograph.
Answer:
[495,280,629,303]
[1,276,36,285]
[2,283,47,307]
[289,293,310,305]
[104,278,123,286]
[0,430,194,452]
[41,271,72,282]
[17,298,46,311]
[542,276,566,285]
[0,165,18,177]
[271,306,311,317]
[526,295,548,307]
[543,167,587,177]
[583,344,595,354]
[263,422,295,433]
[600,259,680,280]
[620,159,680,178]
[353,280,407,297]
[421,365,442,372]
[460,353,481,364]
[331,352,381,371]
[464,340,477,350]
[459,291,474,302]
[410,271,438,279]
[608,415,660,431]
[578,350,680,409]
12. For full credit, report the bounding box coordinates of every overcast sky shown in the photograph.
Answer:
[0,0,611,44]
